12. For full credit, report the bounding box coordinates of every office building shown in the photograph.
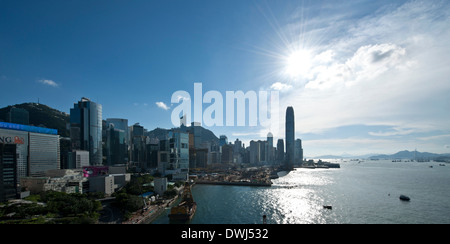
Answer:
[157,131,189,177]
[277,139,284,165]
[106,118,129,145]
[7,107,29,125]
[130,123,146,168]
[70,97,103,166]
[1,144,18,202]
[191,122,203,148]
[285,106,295,169]
[221,144,233,164]
[219,135,228,146]
[169,131,189,172]
[233,138,244,164]
[0,122,60,180]
[249,140,260,165]
[68,150,90,169]
[267,132,274,164]
[147,142,159,169]
[106,123,127,165]
[89,175,115,195]
[295,139,304,165]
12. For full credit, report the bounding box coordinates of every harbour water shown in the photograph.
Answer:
[152,160,450,224]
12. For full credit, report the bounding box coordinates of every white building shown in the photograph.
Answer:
[89,175,115,195]
[72,150,89,168]
[0,122,60,181]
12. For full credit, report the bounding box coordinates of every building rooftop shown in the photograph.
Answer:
[0,122,58,135]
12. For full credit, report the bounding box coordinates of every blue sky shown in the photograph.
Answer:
[1,0,450,157]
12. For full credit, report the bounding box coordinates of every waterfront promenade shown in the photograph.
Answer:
[196,180,272,187]
[122,187,182,224]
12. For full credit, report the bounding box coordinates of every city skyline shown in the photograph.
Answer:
[1,0,450,157]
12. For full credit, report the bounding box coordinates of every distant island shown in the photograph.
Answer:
[312,150,450,162]
[368,150,450,162]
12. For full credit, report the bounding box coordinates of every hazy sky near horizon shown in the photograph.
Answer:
[1,0,449,157]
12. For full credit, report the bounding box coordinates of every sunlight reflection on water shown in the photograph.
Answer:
[260,169,335,224]
[152,161,450,224]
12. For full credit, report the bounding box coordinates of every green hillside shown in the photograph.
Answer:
[0,103,70,137]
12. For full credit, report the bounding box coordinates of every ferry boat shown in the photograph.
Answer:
[168,182,196,221]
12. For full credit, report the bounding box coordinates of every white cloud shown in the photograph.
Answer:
[305,43,407,90]
[368,127,418,137]
[155,101,170,110]
[231,132,261,137]
[274,0,450,137]
[270,82,292,91]
[37,79,59,87]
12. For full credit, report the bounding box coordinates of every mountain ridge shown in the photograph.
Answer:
[1,102,220,143]
[312,150,450,161]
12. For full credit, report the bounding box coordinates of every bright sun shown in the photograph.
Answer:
[285,49,312,78]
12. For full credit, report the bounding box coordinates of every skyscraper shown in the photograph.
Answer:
[295,139,303,166]
[70,98,103,166]
[285,106,295,169]
[267,132,274,164]
[7,107,29,125]
[219,135,228,146]
[0,144,18,202]
[277,139,284,165]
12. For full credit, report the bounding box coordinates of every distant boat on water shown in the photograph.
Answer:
[399,195,410,201]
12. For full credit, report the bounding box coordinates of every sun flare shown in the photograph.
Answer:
[285,49,312,78]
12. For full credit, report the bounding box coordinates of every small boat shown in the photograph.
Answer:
[323,205,332,210]
[399,195,410,201]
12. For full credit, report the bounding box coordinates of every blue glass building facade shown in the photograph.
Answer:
[70,98,103,166]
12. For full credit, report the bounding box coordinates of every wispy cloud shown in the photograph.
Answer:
[305,43,407,90]
[270,82,292,91]
[368,128,416,137]
[155,101,170,110]
[272,0,450,135]
[253,0,450,155]
[37,79,59,87]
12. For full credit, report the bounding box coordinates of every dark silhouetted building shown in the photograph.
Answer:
[0,144,17,202]
[7,107,29,125]
[285,106,295,169]
[277,139,284,165]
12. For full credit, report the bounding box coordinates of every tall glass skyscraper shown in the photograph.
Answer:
[285,106,295,169]
[70,98,103,166]
[267,132,273,163]
[277,139,284,165]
